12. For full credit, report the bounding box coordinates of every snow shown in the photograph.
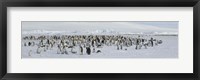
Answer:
[22,35,178,58]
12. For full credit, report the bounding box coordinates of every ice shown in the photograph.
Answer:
[22,29,177,36]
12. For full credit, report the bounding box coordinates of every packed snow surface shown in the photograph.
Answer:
[22,31,178,58]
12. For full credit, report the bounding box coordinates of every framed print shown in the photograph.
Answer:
[0,0,199,80]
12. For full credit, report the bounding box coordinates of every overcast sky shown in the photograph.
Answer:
[22,21,178,33]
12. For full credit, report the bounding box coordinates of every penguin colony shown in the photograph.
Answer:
[22,35,163,56]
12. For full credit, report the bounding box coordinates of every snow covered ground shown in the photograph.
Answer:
[21,35,178,58]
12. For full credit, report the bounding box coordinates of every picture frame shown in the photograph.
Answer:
[0,0,199,80]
